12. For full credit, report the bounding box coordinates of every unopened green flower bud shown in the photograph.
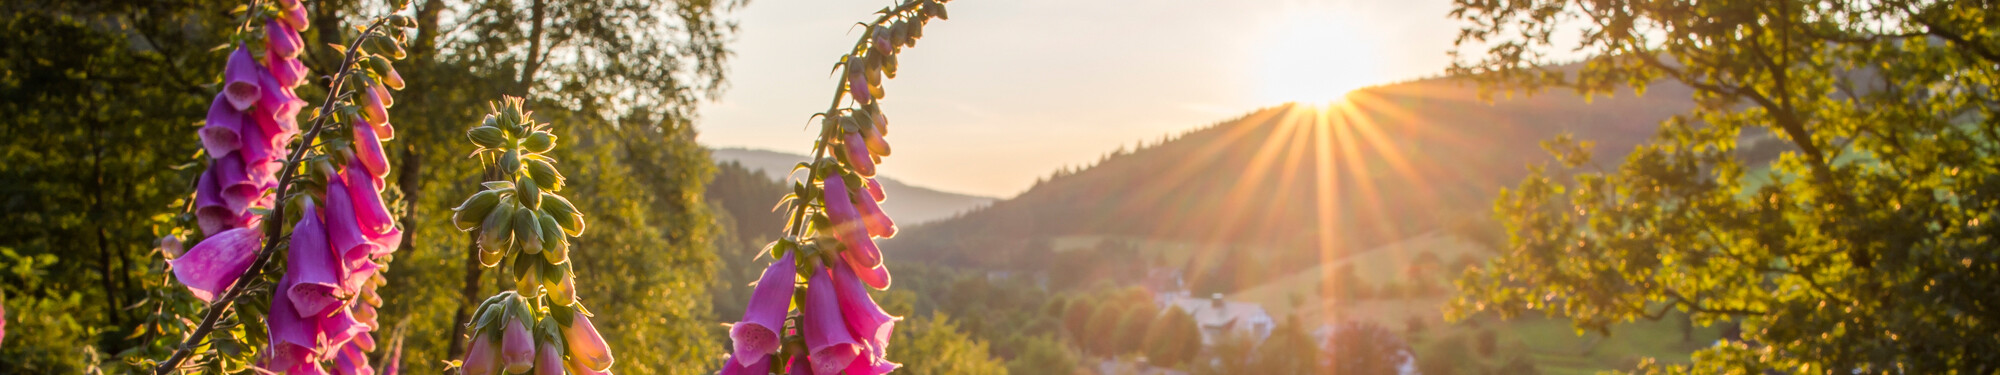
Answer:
[367,34,406,60]
[524,131,555,154]
[543,194,585,236]
[454,189,503,231]
[544,264,576,306]
[515,259,543,298]
[518,175,543,210]
[480,201,518,258]
[513,206,543,255]
[497,148,521,175]
[468,126,508,149]
[538,210,568,264]
[479,248,505,270]
[525,158,563,191]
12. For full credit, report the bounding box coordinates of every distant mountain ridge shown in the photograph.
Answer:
[887,74,1700,269]
[709,147,998,225]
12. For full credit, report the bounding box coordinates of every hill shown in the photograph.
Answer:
[887,75,1698,272]
[710,147,998,225]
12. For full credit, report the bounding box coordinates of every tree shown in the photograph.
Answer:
[1111,305,1157,356]
[1448,0,2000,372]
[1144,306,1202,368]
[1325,321,1408,375]
[1063,298,1097,344]
[1006,334,1079,375]
[890,313,1009,375]
[1251,316,1320,375]
[1084,301,1129,356]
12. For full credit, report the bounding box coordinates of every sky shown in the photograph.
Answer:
[697,0,1463,198]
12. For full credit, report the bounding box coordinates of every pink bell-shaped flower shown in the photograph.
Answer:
[803,268,860,374]
[222,46,262,111]
[864,178,886,202]
[501,317,536,374]
[819,174,881,269]
[270,54,309,88]
[717,355,770,375]
[565,311,616,372]
[842,133,876,177]
[830,264,899,354]
[170,227,263,302]
[201,94,247,158]
[266,20,303,59]
[194,168,255,234]
[362,85,390,126]
[267,285,323,367]
[851,188,896,238]
[322,307,370,351]
[344,158,396,236]
[534,340,564,375]
[730,253,795,366]
[280,4,309,30]
[463,332,500,375]
[285,203,345,317]
[352,121,390,178]
[323,177,383,268]
[334,343,375,375]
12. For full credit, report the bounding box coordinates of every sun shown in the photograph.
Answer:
[1252,12,1385,107]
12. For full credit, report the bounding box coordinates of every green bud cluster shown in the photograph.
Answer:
[452,96,583,306]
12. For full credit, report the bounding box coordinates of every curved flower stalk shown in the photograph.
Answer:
[722,1,948,373]
[157,1,417,373]
[450,97,611,375]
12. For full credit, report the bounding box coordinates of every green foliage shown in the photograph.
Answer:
[1083,298,1128,356]
[1110,305,1156,357]
[1448,0,2000,372]
[1250,317,1319,374]
[1062,298,1096,342]
[0,3,239,371]
[1327,321,1409,375]
[1142,306,1201,368]
[1004,334,1077,375]
[888,313,1008,375]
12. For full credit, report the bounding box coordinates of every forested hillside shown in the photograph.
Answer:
[889,75,1698,273]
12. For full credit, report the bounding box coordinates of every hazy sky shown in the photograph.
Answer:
[697,0,1462,198]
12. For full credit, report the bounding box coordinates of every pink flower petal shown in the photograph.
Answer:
[731,253,794,366]
[344,158,395,236]
[821,174,881,269]
[286,204,345,317]
[804,268,860,374]
[865,178,886,202]
[852,189,897,238]
[201,94,246,158]
[223,46,262,111]
[270,54,308,88]
[323,178,383,268]
[501,318,535,373]
[718,356,770,375]
[281,6,309,31]
[832,264,900,353]
[843,133,876,177]
[566,313,616,371]
[170,227,263,302]
[266,20,303,59]
[352,121,389,178]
